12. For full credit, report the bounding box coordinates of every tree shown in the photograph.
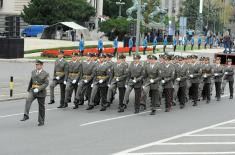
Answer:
[103,0,133,18]
[21,0,95,25]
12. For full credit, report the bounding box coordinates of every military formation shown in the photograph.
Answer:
[20,50,234,126]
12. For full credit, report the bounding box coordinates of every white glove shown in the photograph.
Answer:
[143,86,145,89]
[108,84,111,87]
[64,81,67,85]
[91,84,94,88]
[203,74,207,78]
[33,88,39,93]
[176,78,181,81]
[72,80,76,84]
[116,78,119,82]
[99,80,103,83]
[225,72,228,75]
[125,85,127,88]
[150,79,154,83]
[84,80,88,83]
[133,79,136,83]
[56,76,60,80]
[77,83,80,85]
[189,74,193,78]
[161,80,165,84]
[214,73,219,76]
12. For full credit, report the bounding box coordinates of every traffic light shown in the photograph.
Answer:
[5,16,20,38]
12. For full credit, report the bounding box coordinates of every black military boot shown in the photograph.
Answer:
[230,96,233,99]
[48,100,55,104]
[150,110,156,115]
[134,109,140,114]
[78,100,84,105]
[62,103,68,108]
[38,122,44,126]
[86,105,94,110]
[73,104,79,109]
[57,105,63,108]
[180,104,185,109]
[100,107,106,111]
[192,101,197,106]
[20,114,29,121]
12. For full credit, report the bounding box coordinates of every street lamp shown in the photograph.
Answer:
[116,0,125,17]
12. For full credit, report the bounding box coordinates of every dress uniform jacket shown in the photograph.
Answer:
[109,62,128,87]
[126,62,144,89]
[161,64,175,89]
[144,63,161,90]
[66,61,83,82]
[175,63,189,87]
[190,63,202,83]
[202,64,214,83]
[214,64,224,82]
[93,63,111,87]
[53,58,69,83]
[224,66,234,82]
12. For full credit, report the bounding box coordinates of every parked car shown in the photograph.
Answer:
[21,25,47,37]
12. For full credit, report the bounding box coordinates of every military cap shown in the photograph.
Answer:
[216,57,221,60]
[192,55,198,59]
[72,52,79,56]
[118,54,126,59]
[59,50,64,54]
[151,55,157,60]
[133,54,141,59]
[106,53,113,58]
[147,55,152,59]
[99,53,106,58]
[35,59,43,65]
[88,53,95,57]
[204,57,210,61]
[228,58,232,62]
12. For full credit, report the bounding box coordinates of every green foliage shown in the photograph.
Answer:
[100,17,131,40]
[21,0,95,25]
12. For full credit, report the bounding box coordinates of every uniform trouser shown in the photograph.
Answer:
[163,88,173,109]
[173,82,179,103]
[186,79,192,100]
[204,43,207,49]
[114,48,118,57]
[24,92,45,124]
[198,44,201,49]
[215,82,222,99]
[153,46,156,54]
[222,79,227,93]
[178,85,186,105]
[65,82,77,103]
[89,84,108,108]
[80,50,84,56]
[50,80,65,105]
[163,45,166,53]
[143,47,147,55]
[191,44,194,50]
[191,83,199,102]
[98,49,103,56]
[229,81,234,97]
[198,80,204,99]
[203,83,211,101]
[107,84,125,107]
[123,86,141,110]
[143,86,160,110]
[184,45,186,51]
[173,45,176,52]
[129,48,132,56]
[75,82,91,102]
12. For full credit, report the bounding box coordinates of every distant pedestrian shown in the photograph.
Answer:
[128,37,133,56]
[98,36,104,56]
[113,36,118,57]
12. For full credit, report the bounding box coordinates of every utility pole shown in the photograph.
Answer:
[116,0,125,17]
[135,0,141,54]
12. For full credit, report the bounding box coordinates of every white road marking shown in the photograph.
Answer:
[0,108,58,119]
[113,118,235,155]
[186,134,235,137]
[212,127,235,129]
[156,142,235,145]
[80,110,152,126]
[128,152,235,155]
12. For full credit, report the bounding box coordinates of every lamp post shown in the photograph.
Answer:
[135,0,141,54]
[116,0,126,17]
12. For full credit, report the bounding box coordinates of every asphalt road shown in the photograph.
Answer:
[1,51,235,155]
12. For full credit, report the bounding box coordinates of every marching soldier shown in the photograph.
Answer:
[21,60,49,126]
[48,50,69,108]
[172,56,180,106]
[64,53,83,109]
[213,57,224,101]
[189,55,202,106]
[222,59,234,99]
[201,57,214,103]
[107,54,128,112]
[161,55,175,112]
[175,56,189,109]
[142,55,162,115]
[86,54,111,111]
[74,53,96,106]
[123,54,144,113]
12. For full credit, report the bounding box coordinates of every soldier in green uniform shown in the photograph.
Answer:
[107,54,128,112]
[201,57,214,103]
[74,53,96,106]
[48,50,69,108]
[123,54,144,114]
[86,54,111,111]
[213,57,224,101]
[142,55,162,115]
[189,55,202,106]
[161,55,175,112]
[64,53,83,109]
[21,60,49,126]
[223,59,234,99]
